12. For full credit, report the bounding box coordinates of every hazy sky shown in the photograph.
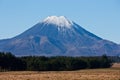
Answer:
[0,0,120,43]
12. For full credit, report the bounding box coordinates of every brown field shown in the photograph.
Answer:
[112,63,120,69]
[0,68,120,80]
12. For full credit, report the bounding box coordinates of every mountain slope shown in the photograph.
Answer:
[0,16,120,56]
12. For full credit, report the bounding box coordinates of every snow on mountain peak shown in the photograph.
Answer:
[43,16,73,28]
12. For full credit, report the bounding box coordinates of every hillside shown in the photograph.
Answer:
[0,16,120,56]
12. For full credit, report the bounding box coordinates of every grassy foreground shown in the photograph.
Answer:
[0,68,119,80]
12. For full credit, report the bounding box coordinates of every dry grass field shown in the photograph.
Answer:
[0,68,120,80]
[112,63,120,69]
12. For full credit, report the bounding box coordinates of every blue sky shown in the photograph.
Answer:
[0,0,120,43]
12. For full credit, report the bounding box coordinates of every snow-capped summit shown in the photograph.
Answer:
[0,16,120,56]
[43,16,72,28]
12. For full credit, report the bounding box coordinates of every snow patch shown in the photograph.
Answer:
[43,16,73,28]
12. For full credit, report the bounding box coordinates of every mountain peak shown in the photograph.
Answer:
[43,16,72,28]
[0,16,120,56]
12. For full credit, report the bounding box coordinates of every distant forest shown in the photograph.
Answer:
[0,52,119,71]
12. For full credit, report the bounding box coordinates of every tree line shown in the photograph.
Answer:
[0,52,112,71]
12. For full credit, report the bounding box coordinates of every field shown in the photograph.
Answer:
[112,63,120,69]
[0,68,120,80]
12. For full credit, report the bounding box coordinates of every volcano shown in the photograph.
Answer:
[0,16,120,56]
